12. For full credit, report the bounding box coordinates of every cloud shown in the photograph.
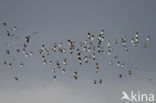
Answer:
[0,82,107,103]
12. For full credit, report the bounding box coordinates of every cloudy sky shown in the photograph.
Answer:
[0,0,156,103]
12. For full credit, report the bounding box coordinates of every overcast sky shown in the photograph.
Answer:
[0,0,156,103]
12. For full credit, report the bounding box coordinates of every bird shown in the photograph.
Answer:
[0,20,152,86]
[14,77,19,81]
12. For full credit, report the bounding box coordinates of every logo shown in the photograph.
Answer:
[121,91,154,102]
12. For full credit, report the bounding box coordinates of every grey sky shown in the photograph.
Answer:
[0,0,156,103]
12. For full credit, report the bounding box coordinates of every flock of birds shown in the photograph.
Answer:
[0,19,152,85]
